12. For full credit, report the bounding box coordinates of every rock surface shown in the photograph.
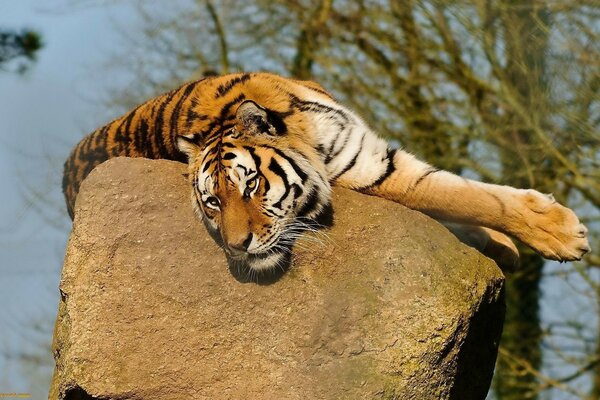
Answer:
[50,158,505,400]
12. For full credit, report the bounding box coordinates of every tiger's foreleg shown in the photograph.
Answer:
[335,146,590,262]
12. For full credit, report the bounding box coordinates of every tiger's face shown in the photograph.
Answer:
[177,100,332,272]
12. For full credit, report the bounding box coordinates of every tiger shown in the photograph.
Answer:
[63,72,590,272]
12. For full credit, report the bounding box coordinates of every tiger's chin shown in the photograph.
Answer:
[245,251,288,271]
[226,250,292,284]
[225,249,284,268]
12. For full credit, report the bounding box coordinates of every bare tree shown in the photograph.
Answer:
[80,0,600,398]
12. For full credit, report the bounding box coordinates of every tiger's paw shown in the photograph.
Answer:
[515,190,590,262]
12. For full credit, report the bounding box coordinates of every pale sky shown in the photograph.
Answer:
[0,0,135,395]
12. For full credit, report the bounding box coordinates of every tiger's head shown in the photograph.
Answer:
[177,100,332,273]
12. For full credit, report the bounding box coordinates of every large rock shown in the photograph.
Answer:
[50,158,505,400]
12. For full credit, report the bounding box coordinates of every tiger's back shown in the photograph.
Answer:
[63,72,332,218]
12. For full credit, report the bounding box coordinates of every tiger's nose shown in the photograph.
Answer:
[228,233,253,253]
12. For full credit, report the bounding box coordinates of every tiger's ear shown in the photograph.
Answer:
[235,100,280,136]
[176,134,202,160]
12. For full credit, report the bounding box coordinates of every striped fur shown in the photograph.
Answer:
[64,72,590,271]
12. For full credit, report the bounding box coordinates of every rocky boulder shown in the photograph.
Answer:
[49,158,505,400]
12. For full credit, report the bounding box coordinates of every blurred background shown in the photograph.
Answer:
[0,0,598,398]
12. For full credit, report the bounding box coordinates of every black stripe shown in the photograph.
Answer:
[263,145,308,183]
[265,108,288,135]
[169,82,197,143]
[297,188,320,218]
[361,149,397,190]
[325,127,351,164]
[275,149,308,183]
[488,192,507,215]
[137,118,154,159]
[330,134,365,182]
[122,106,141,155]
[219,93,246,120]
[201,144,216,163]
[324,136,338,163]
[193,93,245,167]
[83,133,94,157]
[76,134,90,161]
[288,95,350,123]
[236,164,248,175]
[185,109,208,130]
[268,158,291,210]
[202,159,213,173]
[262,207,279,218]
[182,81,207,130]
[193,188,203,215]
[215,74,251,98]
[123,111,138,154]
[412,167,439,190]
[291,183,303,200]
[310,200,334,228]
[203,133,221,147]
[154,91,179,158]
[244,146,262,171]
[94,125,107,147]
[113,112,136,156]
[109,142,120,157]
[262,174,270,193]
[207,145,221,156]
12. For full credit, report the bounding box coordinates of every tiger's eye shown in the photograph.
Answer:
[247,177,258,190]
[205,196,220,209]
[244,177,260,198]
